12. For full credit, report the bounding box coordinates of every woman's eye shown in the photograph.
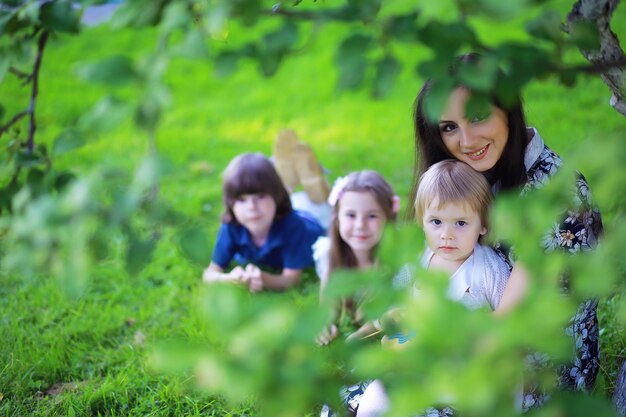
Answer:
[439,123,456,133]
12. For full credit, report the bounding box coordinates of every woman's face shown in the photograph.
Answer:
[438,87,509,172]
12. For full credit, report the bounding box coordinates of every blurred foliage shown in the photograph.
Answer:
[0,0,624,416]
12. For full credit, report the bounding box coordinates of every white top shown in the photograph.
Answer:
[313,236,331,287]
[420,243,510,311]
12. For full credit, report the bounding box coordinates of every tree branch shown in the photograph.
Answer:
[0,110,29,137]
[569,56,626,74]
[9,67,33,85]
[27,30,49,152]
[567,0,626,116]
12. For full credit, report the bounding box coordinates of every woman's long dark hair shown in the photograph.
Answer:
[407,53,529,220]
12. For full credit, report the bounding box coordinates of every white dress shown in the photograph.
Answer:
[356,244,511,417]
[421,243,509,311]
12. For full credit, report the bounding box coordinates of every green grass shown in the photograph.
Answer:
[1,0,625,415]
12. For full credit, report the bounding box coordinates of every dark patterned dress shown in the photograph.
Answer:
[512,129,603,409]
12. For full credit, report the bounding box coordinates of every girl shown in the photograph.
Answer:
[315,170,400,345]
[315,170,399,417]
[356,159,511,417]
[202,152,325,292]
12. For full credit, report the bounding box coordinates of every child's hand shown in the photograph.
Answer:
[346,321,381,343]
[244,264,264,293]
[229,265,247,282]
[316,324,338,346]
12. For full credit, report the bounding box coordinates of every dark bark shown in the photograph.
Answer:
[567,0,626,116]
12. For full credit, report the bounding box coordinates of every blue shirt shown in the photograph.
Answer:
[212,210,325,271]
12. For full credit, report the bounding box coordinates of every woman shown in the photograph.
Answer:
[408,54,603,407]
[340,55,603,417]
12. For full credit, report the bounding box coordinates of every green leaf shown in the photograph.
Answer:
[337,33,373,61]
[213,50,240,78]
[475,0,528,19]
[422,77,455,123]
[384,12,419,42]
[0,51,10,83]
[40,0,80,34]
[418,21,477,53]
[541,391,618,417]
[17,1,40,24]
[372,55,401,99]
[15,150,45,168]
[418,0,460,23]
[89,233,110,263]
[8,38,34,68]
[558,68,577,87]
[174,28,209,59]
[0,103,5,122]
[178,227,212,265]
[78,96,131,132]
[160,1,191,32]
[346,0,382,21]
[53,170,76,191]
[526,10,562,42]
[568,21,600,51]
[109,0,165,28]
[26,168,46,195]
[52,129,86,155]
[464,93,492,121]
[262,21,298,54]
[0,182,19,212]
[457,54,499,92]
[258,52,282,77]
[135,98,162,132]
[378,224,425,271]
[75,55,138,86]
[0,10,16,37]
[494,44,552,106]
[335,34,373,91]
[231,0,262,26]
[125,231,157,276]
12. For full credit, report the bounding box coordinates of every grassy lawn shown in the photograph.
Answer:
[1,1,625,415]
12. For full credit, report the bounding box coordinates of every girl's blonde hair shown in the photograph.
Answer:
[328,170,397,274]
[221,153,292,224]
[414,159,492,230]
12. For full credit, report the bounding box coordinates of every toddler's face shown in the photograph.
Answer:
[232,193,277,241]
[422,198,486,264]
[338,191,386,257]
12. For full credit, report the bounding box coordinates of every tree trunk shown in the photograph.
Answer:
[567,0,626,116]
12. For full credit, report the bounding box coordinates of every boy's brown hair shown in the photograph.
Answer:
[221,153,292,224]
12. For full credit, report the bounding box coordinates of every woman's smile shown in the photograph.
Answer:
[439,88,509,172]
[464,144,489,160]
